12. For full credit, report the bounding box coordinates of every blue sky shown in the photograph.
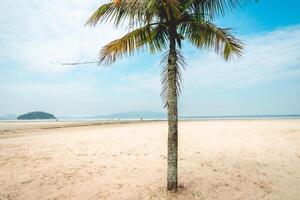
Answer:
[0,0,300,117]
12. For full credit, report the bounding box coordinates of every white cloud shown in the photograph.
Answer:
[117,67,161,92]
[0,0,124,73]
[184,24,300,90]
[101,24,300,94]
[1,1,299,116]
[2,0,299,83]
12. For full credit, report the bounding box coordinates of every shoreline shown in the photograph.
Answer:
[0,120,159,139]
[1,118,300,139]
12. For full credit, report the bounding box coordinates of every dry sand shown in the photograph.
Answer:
[0,119,300,200]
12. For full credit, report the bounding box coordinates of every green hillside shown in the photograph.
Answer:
[17,111,56,120]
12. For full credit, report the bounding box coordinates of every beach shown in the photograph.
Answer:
[0,119,300,200]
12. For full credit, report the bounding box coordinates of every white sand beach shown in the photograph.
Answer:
[0,119,300,200]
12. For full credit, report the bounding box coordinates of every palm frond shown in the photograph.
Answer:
[113,0,122,7]
[85,1,150,28]
[160,0,182,20]
[85,2,115,26]
[203,0,242,17]
[185,0,246,20]
[180,20,243,60]
[86,0,185,28]
[99,24,169,66]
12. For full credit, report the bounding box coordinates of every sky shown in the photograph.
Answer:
[0,0,300,117]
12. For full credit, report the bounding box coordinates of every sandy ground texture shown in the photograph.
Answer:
[0,119,300,200]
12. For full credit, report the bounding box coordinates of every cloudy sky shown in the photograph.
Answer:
[0,0,300,117]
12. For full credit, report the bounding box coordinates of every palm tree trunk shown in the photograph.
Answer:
[167,33,178,191]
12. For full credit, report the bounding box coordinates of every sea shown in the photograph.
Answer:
[1,114,300,122]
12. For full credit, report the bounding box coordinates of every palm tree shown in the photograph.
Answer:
[86,0,243,191]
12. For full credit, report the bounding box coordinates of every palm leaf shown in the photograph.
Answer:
[186,0,246,20]
[85,1,150,28]
[180,20,243,60]
[99,24,169,66]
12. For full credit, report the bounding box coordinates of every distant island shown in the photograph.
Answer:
[17,111,56,120]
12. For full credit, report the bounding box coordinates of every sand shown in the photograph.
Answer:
[0,119,300,200]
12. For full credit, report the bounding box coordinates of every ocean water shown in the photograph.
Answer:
[1,115,300,122]
[180,114,300,120]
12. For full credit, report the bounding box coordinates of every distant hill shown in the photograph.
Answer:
[17,111,56,120]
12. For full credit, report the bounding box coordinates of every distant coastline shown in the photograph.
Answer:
[180,114,300,120]
[1,114,300,122]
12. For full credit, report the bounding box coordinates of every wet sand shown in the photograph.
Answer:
[0,120,300,199]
